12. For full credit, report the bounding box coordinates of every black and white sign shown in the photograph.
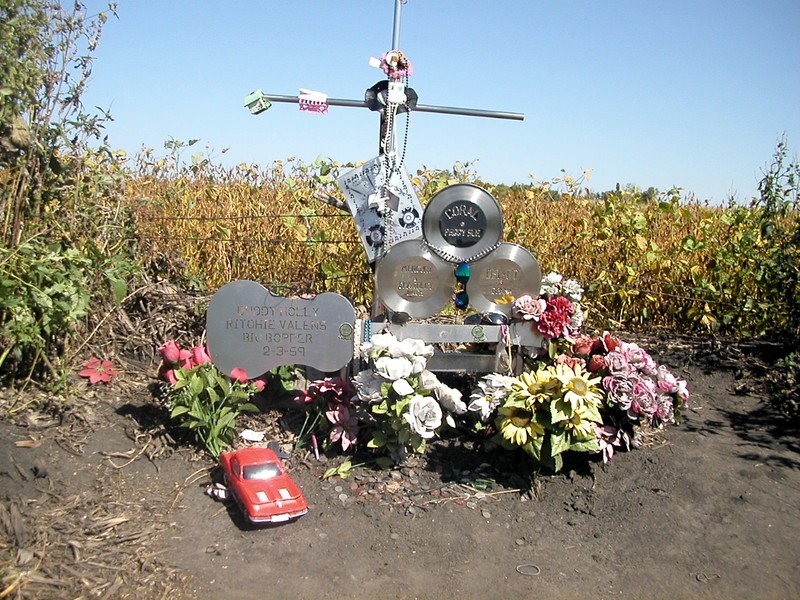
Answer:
[337,155,423,263]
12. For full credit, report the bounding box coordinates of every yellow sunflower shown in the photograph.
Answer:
[562,404,597,440]
[498,404,545,446]
[511,369,561,405]
[553,363,603,409]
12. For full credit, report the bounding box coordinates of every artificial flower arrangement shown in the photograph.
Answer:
[295,376,360,456]
[467,273,689,471]
[321,272,690,472]
[156,340,265,456]
[351,333,466,464]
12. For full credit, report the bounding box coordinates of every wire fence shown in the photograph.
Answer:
[132,208,744,335]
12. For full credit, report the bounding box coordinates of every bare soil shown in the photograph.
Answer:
[2,337,799,600]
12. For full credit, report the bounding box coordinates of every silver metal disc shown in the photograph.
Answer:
[375,239,453,318]
[422,183,503,263]
[468,243,542,316]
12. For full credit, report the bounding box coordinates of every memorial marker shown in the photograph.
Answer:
[206,280,355,378]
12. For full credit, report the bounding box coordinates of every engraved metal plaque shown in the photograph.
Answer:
[422,183,503,262]
[375,239,452,318]
[206,280,355,379]
[468,243,542,316]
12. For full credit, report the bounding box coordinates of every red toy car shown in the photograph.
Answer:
[219,447,308,525]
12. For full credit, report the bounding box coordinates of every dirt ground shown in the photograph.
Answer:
[1,336,799,600]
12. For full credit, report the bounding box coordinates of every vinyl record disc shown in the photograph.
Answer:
[468,243,542,316]
[422,183,503,263]
[375,239,453,318]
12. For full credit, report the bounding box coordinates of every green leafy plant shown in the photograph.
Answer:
[164,362,260,457]
[0,238,91,383]
[767,352,800,421]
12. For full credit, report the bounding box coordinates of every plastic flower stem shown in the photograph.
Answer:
[297,409,324,450]
[311,433,320,460]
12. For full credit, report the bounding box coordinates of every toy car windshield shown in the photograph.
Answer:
[242,464,281,480]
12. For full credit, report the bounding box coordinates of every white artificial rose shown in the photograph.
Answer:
[354,369,384,402]
[393,338,417,358]
[403,395,442,439]
[361,332,396,357]
[418,369,440,391]
[410,354,428,374]
[392,378,415,397]
[374,355,413,381]
[393,337,434,359]
[435,382,467,415]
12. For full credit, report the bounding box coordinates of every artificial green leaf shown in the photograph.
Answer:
[550,430,570,456]
[322,459,352,480]
[170,405,190,418]
[570,439,600,453]
[549,398,572,424]
[398,428,411,444]
[373,457,394,470]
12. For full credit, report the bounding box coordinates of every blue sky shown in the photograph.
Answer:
[81,0,800,203]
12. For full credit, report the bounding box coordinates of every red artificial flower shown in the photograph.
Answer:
[158,340,186,363]
[230,367,249,383]
[601,331,622,352]
[158,363,178,384]
[78,357,120,384]
[587,354,607,374]
[191,345,212,366]
[536,299,571,340]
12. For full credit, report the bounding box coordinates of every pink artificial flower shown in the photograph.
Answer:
[317,376,354,399]
[230,367,249,383]
[555,354,586,370]
[78,357,120,384]
[629,374,658,418]
[252,378,266,392]
[302,377,354,405]
[295,390,317,406]
[675,379,689,404]
[623,343,657,376]
[158,364,178,385]
[604,350,633,377]
[602,374,634,410]
[158,340,182,363]
[191,345,212,366]
[593,423,630,464]
[572,335,595,355]
[512,295,547,321]
[159,340,191,365]
[326,403,359,451]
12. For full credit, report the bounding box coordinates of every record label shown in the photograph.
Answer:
[375,239,452,318]
[422,183,503,263]
[468,243,543,316]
